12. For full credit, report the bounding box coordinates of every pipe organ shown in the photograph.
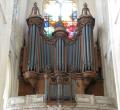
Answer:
[19,2,102,103]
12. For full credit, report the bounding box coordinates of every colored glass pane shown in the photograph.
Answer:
[43,0,77,38]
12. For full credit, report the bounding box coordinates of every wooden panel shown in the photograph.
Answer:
[92,80,104,96]
[85,80,104,96]
[18,80,33,96]
[37,79,45,94]
[76,80,85,94]
[23,47,28,72]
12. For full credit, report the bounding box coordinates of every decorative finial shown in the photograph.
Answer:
[81,2,91,16]
[30,2,41,17]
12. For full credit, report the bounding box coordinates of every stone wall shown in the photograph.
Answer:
[0,0,14,109]
[0,0,28,109]
[106,0,120,109]
[6,94,117,110]
[95,0,118,107]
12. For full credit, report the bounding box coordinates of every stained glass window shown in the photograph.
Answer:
[43,0,77,38]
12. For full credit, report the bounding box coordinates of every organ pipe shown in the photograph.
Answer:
[77,3,95,73]
[20,2,102,101]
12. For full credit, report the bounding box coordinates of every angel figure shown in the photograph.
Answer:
[81,2,91,16]
[30,2,41,16]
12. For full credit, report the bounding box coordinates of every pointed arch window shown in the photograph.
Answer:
[43,0,78,38]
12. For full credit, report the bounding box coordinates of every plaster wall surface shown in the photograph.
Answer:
[95,0,117,107]
[106,0,120,109]
[0,0,14,109]
[0,0,28,109]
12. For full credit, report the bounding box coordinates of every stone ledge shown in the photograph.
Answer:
[6,94,117,110]
[75,94,113,106]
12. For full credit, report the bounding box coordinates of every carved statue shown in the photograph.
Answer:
[81,3,91,16]
[30,2,41,16]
